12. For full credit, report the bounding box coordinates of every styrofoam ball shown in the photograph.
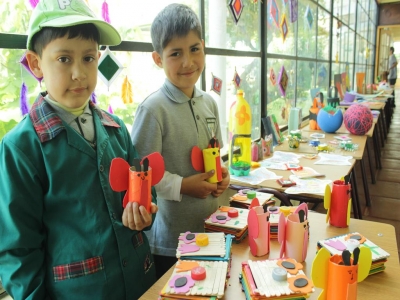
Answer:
[317,107,343,133]
[343,104,373,135]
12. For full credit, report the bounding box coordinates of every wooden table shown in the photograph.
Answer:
[140,212,400,300]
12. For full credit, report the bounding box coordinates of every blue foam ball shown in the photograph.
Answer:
[317,108,343,133]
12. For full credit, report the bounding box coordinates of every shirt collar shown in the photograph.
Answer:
[29,92,120,143]
[162,78,204,104]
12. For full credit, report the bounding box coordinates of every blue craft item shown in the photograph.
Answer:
[317,107,343,133]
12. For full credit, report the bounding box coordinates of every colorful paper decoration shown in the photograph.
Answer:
[277,65,289,97]
[98,46,123,89]
[19,53,43,83]
[280,14,289,42]
[121,76,133,104]
[20,82,29,116]
[228,0,245,25]
[28,0,39,9]
[269,68,276,85]
[289,0,298,23]
[91,92,97,104]
[305,5,313,29]
[270,0,280,28]
[232,68,241,88]
[211,73,223,95]
[101,0,110,23]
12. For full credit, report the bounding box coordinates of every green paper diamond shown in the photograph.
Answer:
[98,55,120,81]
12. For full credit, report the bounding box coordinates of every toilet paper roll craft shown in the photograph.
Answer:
[278,203,309,262]
[324,179,351,227]
[247,199,270,256]
[109,152,164,212]
[311,246,372,300]
[309,92,324,130]
[191,136,222,183]
[264,134,273,156]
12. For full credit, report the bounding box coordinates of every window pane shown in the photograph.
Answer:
[297,0,317,59]
[317,7,330,60]
[266,0,296,56]
[205,0,260,51]
[205,55,261,148]
[319,0,331,12]
[349,0,357,30]
[0,0,31,34]
[266,58,296,126]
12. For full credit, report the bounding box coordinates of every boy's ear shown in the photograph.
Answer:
[25,51,43,78]
[152,51,163,68]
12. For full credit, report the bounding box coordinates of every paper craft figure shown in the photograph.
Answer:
[305,5,313,30]
[233,68,241,88]
[191,137,222,183]
[228,0,244,25]
[211,73,223,95]
[269,68,277,85]
[280,14,289,43]
[289,0,298,23]
[278,65,289,97]
[109,152,164,212]
[311,247,372,300]
[247,199,270,256]
[278,203,309,262]
[270,0,280,28]
[98,46,123,89]
[324,180,351,227]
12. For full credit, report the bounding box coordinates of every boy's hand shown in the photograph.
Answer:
[122,202,158,231]
[212,166,230,197]
[181,170,217,199]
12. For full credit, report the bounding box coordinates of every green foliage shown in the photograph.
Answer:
[0,119,18,140]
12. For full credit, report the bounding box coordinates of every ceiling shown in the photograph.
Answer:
[377,0,400,3]
[377,0,400,41]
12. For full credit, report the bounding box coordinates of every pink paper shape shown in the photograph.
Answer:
[178,231,197,244]
[278,213,286,258]
[211,213,231,224]
[178,244,200,254]
[169,275,195,293]
[325,239,347,251]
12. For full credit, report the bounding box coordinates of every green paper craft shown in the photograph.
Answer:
[98,46,123,89]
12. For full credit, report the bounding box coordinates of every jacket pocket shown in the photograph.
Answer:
[53,256,104,282]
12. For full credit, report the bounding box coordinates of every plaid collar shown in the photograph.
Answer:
[29,93,120,143]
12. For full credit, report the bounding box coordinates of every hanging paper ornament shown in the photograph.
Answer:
[228,0,245,25]
[98,46,123,89]
[232,68,241,89]
[102,0,110,23]
[280,14,289,43]
[29,0,39,9]
[91,92,97,104]
[269,68,276,86]
[270,0,280,28]
[277,65,289,97]
[211,73,223,95]
[121,76,133,104]
[282,0,288,6]
[19,53,43,84]
[304,5,313,30]
[289,0,298,23]
[108,104,114,114]
[20,82,29,116]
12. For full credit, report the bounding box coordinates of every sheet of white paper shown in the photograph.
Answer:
[314,153,353,166]
[284,176,332,194]
[230,167,282,185]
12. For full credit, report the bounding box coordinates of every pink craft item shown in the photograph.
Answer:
[248,206,270,256]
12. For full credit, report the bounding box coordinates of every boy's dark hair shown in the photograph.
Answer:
[151,3,202,54]
[31,23,100,57]
[390,46,395,53]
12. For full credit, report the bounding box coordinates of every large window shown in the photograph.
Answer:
[0,0,379,148]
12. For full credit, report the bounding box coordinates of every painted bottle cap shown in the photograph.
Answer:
[247,191,256,199]
[228,208,239,218]
[195,233,209,246]
[272,267,287,281]
[191,266,206,281]
[280,206,291,217]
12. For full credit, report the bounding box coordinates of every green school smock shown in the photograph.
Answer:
[0,94,156,299]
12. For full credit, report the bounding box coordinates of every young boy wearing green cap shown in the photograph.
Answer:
[0,0,158,299]
[131,3,230,279]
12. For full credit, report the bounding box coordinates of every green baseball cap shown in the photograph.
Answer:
[27,0,121,50]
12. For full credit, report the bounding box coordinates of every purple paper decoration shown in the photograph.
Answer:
[305,5,314,30]
[91,92,97,104]
[228,0,244,25]
[278,65,289,97]
[211,73,223,95]
[280,14,289,42]
[289,0,298,23]
[169,275,195,293]
[233,69,241,88]
[270,68,277,86]
[270,0,280,28]
[19,53,43,83]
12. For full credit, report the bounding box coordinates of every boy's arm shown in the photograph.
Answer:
[0,141,47,299]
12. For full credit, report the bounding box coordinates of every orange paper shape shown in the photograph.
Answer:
[276,258,303,275]
[176,261,200,272]
[344,233,366,244]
